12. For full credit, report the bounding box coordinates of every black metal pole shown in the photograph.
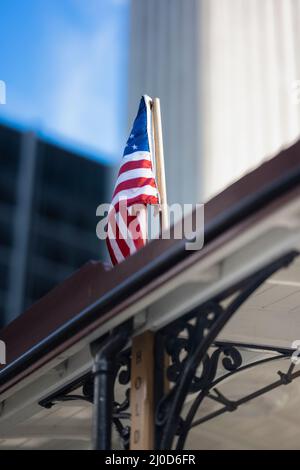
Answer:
[91,325,131,450]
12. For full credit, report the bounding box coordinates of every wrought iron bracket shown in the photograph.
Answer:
[154,251,299,449]
[39,329,132,450]
[39,251,298,450]
[189,358,300,431]
[39,372,94,409]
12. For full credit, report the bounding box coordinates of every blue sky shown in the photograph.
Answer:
[0,0,130,163]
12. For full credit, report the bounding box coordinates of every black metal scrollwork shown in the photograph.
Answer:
[156,317,244,448]
[155,251,298,450]
[163,307,243,394]
[39,347,132,449]
[113,348,131,449]
[39,251,298,451]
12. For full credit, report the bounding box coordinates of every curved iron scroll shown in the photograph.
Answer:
[39,251,298,450]
[39,348,131,449]
[155,251,298,450]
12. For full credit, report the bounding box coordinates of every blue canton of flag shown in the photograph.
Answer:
[123,96,151,157]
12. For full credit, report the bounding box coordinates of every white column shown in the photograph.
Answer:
[129,0,300,202]
[201,0,300,198]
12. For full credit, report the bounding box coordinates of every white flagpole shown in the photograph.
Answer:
[152,97,171,396]
[152,97,168,231]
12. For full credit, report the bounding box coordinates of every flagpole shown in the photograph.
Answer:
[152,98,171,396]
[152,97,168,231]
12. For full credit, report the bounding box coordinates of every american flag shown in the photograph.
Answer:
[106,95,159,265]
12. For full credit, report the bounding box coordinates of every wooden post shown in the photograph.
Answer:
[130,331,155,450]
[152,97,168,230]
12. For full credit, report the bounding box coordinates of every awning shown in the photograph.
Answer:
[0,140,300,449]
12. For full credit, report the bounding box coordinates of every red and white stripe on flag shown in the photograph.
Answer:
[106,96,159,265]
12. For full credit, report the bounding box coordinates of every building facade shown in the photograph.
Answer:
[129,0,300,202]
[0,123,109,327]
